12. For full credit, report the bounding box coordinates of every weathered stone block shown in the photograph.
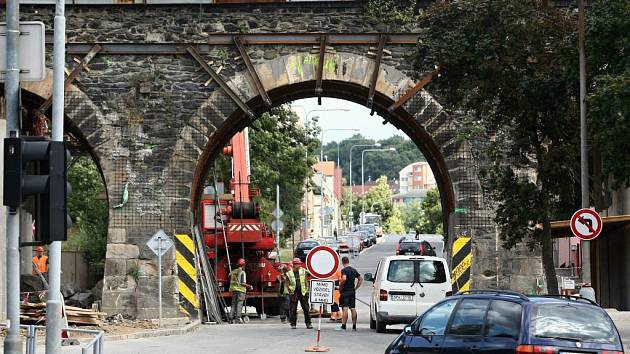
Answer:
[138,260,158,276]
[101,290,137,317]
[108,228,127,243]
[107,244,140,259]
[104,275,137,291]
[104,258,127,277]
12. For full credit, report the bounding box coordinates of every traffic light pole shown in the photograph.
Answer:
[4,0,23,352]
[45,0,66,351]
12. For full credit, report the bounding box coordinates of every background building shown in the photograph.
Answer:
[399,161,436,193]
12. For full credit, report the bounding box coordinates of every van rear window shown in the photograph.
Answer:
[387,260,447,283]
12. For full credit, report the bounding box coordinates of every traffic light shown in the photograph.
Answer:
[3,136,71,243]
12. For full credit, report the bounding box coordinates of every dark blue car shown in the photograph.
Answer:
[385,290,624,354]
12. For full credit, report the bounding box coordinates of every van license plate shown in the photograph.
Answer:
[391,295,413,301]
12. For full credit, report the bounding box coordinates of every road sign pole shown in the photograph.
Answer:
[158,236,162,328]
[4,0,23,353]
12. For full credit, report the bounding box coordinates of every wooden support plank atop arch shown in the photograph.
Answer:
[367,35,387,115]
[388,67,440,113]
[186,46,254,118]
[315,35,328,102]
[234,36,271,107]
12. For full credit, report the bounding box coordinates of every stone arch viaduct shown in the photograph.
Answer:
[1,1,542,318]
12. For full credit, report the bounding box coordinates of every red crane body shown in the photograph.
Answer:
[200,129,284,314]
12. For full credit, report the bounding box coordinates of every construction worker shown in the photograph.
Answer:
[276,264,291,323]
[287,258,312,329]
[32,246,49,278]
[229,258,253,324]
[328,268,342,322]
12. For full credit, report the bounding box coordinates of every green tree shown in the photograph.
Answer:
[415,0,580,294]
[248,106,319,245]
[401,200,423,232]
[384,206,406,234]
[418,188,443,234]
[66,156,109,279]
[588,0,630,187]
[362,176,394,223]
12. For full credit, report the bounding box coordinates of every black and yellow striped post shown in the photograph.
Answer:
[175,234,199,318]
[451,236,472,293]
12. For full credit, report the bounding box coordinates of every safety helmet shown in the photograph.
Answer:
[292,258,302,265]
[237,258,246,266]
[36,246,44,252]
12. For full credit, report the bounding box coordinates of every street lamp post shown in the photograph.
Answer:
[320,128,359,238]
[299,108,349,239]
[361,148,397,223]
[349,143,380,229]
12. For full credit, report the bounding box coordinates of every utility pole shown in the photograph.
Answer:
[46,0,66,351]
[4,0,23,352]
[577,0,595,302]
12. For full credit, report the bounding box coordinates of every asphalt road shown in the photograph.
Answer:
[98,234,406,354]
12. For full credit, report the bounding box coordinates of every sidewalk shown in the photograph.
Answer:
[607,309,630,349]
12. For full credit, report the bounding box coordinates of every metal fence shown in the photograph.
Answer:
[0,323,104,354]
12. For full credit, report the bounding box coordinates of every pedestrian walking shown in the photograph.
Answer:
[276,264,291,324]
[229,258,253,324]
[287,258,313,329]
[337,256,363,331]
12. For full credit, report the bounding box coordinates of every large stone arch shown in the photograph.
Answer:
[159,51,522,318]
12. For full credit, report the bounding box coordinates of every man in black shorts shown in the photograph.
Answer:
[337,256,363,331]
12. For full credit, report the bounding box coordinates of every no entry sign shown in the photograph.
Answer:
[306,245,339,279]
[570,208,603,241]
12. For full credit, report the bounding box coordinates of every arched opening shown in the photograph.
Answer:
[188,80,455,317]
[1,86,110,301]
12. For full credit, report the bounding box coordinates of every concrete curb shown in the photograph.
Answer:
[105,319,201,341]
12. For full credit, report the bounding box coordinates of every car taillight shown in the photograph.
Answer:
[516,345,557,353]
[379,289,388,301]
[602,352,624,354]
[396,244,400,255]
[419,243,425,255]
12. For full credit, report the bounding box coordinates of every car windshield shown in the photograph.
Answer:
[531,303,619,344]
[323,238,338,246]
[298,241,318,248]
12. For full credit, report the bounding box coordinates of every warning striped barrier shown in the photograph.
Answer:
[451,236,472,293]
[175,234,199,318]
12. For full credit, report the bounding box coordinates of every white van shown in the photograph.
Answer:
[364,255,452,333]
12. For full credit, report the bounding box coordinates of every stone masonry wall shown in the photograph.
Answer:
[1,2,544,318]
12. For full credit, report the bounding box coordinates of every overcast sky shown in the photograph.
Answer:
[290,98,408,144]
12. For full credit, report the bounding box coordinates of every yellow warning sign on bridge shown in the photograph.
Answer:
[451,237,472,293]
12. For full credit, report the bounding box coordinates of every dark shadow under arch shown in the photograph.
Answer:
[191,80,455,234]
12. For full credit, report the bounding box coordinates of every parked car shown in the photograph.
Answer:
[322,237,340,254]
[385,290,624,354]
[293,239,321,263]
[365,255,452,333]
[396,240,437,256]
[337,237,350,253]
[342,234,363,253]
[357,224,377,245]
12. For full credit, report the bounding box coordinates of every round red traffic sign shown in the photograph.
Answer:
[306,245,339,279]
[570,208,603,241]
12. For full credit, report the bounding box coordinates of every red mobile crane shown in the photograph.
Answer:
[200,129,283,316]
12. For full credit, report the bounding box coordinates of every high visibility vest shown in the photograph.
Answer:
[287,268,308,296]
[328,270,341,304]
[277,274,290,295]
[32,255,48,275]
[229,268,247,293]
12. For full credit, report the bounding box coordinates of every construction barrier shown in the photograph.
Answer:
[451,236,472,293]
[175,234,199,318]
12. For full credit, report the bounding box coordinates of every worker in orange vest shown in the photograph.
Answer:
[32,246,49,278]
[328,269,342,321]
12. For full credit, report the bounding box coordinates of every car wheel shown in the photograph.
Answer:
[376,313,387,333]
[369,308,376,330]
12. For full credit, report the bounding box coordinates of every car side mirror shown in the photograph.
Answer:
[364,273,374,282]
[403,325,413,334]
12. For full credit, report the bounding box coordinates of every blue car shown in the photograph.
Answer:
[385,290,624,354]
